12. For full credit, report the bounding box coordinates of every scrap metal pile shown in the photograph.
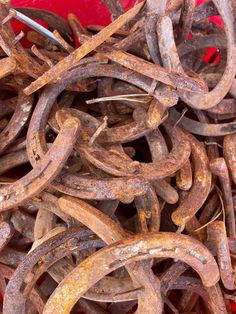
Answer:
[0,0,235,312]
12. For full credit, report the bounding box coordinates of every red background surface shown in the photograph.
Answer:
[5,0,235,313]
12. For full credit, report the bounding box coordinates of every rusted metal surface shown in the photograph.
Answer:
[0,92,33,154]
[0,263,45,313]
[210,158,236,237]
[207,221,235,290]
[23,1,145,95]
[15,7,73,44]
[0,0,235,313]
[42,232,219,313]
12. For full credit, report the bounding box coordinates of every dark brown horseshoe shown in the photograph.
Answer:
[0,117,80,211]
[3,228,104,314]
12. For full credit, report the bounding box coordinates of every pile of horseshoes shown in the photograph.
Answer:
[0,0,235,313]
